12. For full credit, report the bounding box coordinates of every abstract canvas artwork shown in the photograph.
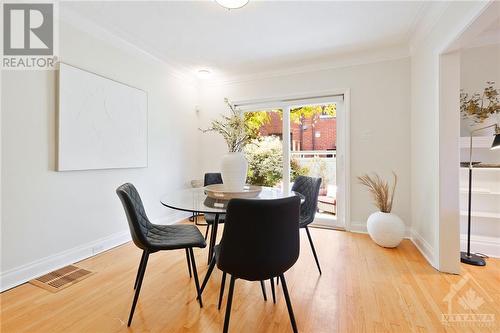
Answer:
[57,63,148,171]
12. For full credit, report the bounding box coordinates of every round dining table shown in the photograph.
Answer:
[161,186,303,264]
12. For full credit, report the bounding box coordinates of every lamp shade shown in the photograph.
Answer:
[491,133,500,150]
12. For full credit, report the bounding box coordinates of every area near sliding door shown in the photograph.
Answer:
[234,91,350,230]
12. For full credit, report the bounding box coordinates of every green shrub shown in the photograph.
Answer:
[245,136,309,187]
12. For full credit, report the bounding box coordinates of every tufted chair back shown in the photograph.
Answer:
[116,183,152,250]
[204,173,223,186]
[217,196,301,281]
[291,176,322,227]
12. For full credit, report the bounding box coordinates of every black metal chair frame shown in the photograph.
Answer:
[292,176,323,275]
[202,173,226,263]
[129,247,202,325]
[199,197,301,333]
[116,183,206,327]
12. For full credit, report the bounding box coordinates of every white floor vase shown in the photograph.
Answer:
[366,212,405,248]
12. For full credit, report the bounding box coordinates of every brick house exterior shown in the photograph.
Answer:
[259,112,337,151]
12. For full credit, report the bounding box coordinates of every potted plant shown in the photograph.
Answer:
[358,172,404,248]
[201,98,253,191]
[461,81,499,135]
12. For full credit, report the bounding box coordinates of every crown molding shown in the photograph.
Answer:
[201,43,410,87]
[406,1,432,44]
[409,1,452,53]
[58,6,198,86]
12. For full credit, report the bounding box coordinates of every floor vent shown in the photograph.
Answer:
[29,265,94,292]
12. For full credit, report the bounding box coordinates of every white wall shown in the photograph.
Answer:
[198,58,411,232]
[410,1,490,272]
[1,20,199,290]
[461,43,500,96]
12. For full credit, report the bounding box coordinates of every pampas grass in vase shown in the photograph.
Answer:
[358,172,404,248]
[357,172,397,213]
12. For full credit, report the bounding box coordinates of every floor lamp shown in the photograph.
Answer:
[461,123,500,266]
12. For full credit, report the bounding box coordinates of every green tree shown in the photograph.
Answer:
[244,111,272,139]
[290,104,336,124]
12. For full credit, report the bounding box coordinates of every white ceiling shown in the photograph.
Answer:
[61,1,426,80]
[446,1,500,52]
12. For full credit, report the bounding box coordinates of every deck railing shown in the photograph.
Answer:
[290,150,336,158]
[291,150,336,185]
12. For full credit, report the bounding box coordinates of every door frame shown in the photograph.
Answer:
[434,1,493,273]
[233,89,351,230]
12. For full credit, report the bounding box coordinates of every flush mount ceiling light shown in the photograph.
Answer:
[215,0,249,10]
[197,69,212,78]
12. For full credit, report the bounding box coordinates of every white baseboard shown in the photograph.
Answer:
[0,230,131,292]
[348,221,368,234]
[0,212,190,292]
[153,211,191,225]
[461,234,500,258]
[349,221,411,238]
[410,229,436,267]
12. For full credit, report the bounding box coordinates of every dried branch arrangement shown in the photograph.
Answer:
[200,98,253,152]
[358,172,398,213]
[460,81,499,124]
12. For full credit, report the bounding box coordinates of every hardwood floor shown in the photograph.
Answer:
[1,225,499,333]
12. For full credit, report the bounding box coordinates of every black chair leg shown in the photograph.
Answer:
[279,274,298,333]
[128,251,150,326]
[200,255,216,296]
[189,248,203,308]
[207,214,219,265]
[134,251,146,290]
[260,280,267,301]
[185,248,192,278]
[270,278,276,304]
[305,226,322,274]
[204,224,210,240]
[218,272,227,310]
[223,276,236,333]
[194,213,208,226]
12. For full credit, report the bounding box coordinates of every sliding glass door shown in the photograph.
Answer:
[239,93,346,229]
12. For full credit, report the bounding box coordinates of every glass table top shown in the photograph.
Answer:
[160,186,303,214]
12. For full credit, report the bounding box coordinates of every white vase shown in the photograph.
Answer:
[221,152,248,191]
[366,212,405,248]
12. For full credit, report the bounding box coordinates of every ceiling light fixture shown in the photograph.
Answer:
[215,0,249,10]
[197,69,212,78]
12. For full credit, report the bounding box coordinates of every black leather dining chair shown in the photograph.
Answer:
[200,196,301,333]
[292,175,323,274]
[116,183,206,326]
[203,172,226,239]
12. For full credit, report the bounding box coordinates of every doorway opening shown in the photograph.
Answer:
[437,1,499,272]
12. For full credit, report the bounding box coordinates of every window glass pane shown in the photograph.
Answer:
[244,110,283,188]
[290,104,337,219]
